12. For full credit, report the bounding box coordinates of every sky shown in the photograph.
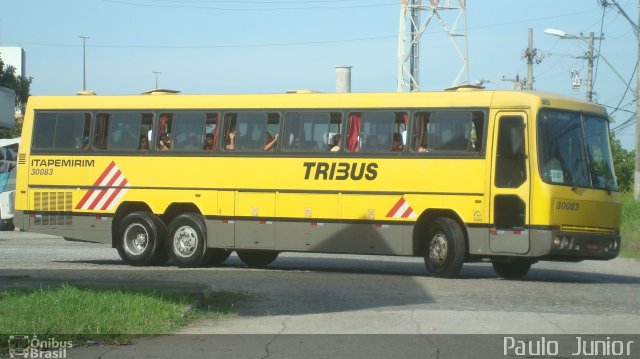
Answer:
[1,0,637,149]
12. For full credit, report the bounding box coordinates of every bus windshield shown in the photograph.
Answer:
[538,110,617,192]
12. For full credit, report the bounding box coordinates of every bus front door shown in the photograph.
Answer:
[489,113,530,254]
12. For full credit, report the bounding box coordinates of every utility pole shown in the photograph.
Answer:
[586,32,595,102]
[632,1,640,201]
[525,28,535,90]
[525,28,544,90]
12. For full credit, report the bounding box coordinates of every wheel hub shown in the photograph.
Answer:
[123,223,149,256]
[173,226,197,257]
[429,233,448,266]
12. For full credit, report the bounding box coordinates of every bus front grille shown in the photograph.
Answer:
[560,224,617,234]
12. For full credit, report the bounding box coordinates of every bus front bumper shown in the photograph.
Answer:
[541,230,621,260]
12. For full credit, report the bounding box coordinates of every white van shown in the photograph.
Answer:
[0,137,19,230]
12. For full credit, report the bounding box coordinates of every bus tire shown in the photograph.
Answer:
[237,250,279,267]
[207,249,232,267]
[166,213,211,268]
[116,211,166,266]
[492,260,532,280]
[423,218,466,277]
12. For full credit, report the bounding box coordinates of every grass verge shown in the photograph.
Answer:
[621,193,640,259]
[0,284,239,352]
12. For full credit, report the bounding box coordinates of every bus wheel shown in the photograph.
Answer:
[237,250,279,267]
[492,260,532,280]
[117,212,166,266]
[423,218,466,278]
[167,213,210,268]
[207,249,232,267]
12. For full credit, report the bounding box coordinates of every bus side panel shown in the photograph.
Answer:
[337,222,405,255]
[275,222,339,252]
[235,192,275,248]
[14,211,112,244]
[275,192,339,252]
[339,194,405,255]
[206,190,236,248]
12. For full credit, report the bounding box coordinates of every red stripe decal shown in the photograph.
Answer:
[75,161,117,209]
[86,170,123,210]
[385,197,406,217]
[99,178,129,211]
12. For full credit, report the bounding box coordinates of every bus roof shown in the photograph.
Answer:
[25,90,606,116]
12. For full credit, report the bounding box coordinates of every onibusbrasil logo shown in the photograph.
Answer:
[7,334,73,358]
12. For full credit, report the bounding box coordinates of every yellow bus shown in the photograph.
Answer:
[13,88,621,278]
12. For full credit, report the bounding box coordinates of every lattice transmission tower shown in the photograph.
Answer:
[396,0,469,92]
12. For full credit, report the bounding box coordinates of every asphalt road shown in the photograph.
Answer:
[1,231,638,358]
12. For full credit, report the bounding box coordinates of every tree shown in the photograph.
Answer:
[0,55,32,138]
[610,132,635,193]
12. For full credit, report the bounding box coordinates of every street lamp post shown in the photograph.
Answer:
[152,71,161,89]
[543,28,603,102]
[79,35,90,91]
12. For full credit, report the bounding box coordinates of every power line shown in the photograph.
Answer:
[149,0,375,3]
[100,0,397,11]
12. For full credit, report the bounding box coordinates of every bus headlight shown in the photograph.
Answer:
[553,236,562,247]
[562,236,571,249]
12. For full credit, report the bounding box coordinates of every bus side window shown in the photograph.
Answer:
[223,113,238,151]
[495,116,526,188]
[110,113,146,151]
[282,112,341,152]
[392,112,408,152]
[157,114,173,150]
[264,113,281,151]
[354,111,404,153]
[412,112,431,152]
[171,112,206,151]
[137,114,153,150]
[33,113,91,150]
[471,111,485,153]
[229,112,276,151]
[204,113,219,151]
[94,114,111,150]
[345,112,362,152]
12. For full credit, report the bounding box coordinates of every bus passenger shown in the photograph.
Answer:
[264,132,278,151]
[203,133,214,150]
[330,134,341,152]
[138,136,149,150]
[391,133,404,152]
[225,131,236,151]
[417,135,429,152]
[158,133,171,150]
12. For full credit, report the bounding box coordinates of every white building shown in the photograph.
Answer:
[0,47,26,78]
